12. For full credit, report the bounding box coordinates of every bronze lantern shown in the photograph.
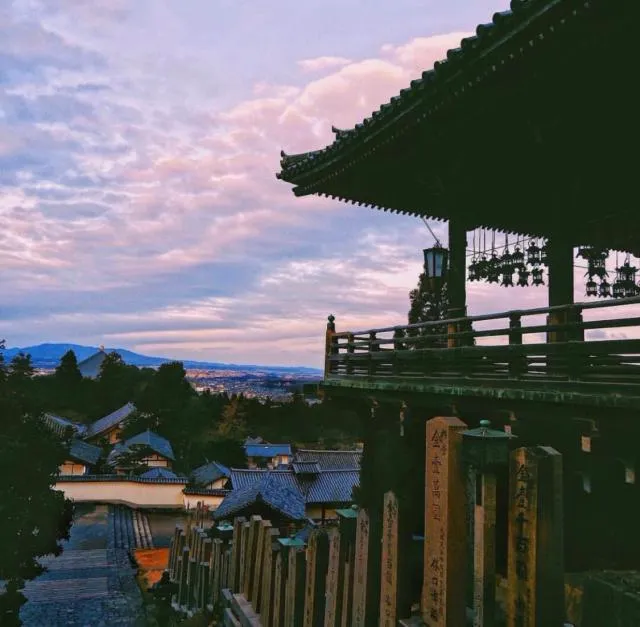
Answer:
[423,246,449,281]
[462,420,515,472]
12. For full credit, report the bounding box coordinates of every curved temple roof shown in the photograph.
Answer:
[277,0,564,191]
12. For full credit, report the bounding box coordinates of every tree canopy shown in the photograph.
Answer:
[0,343,73,625]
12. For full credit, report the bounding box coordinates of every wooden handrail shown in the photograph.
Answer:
[331,295,640,338]
[324,298,640,388]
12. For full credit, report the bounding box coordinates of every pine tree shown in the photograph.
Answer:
[405,273,449,348]
[54,350,82,387]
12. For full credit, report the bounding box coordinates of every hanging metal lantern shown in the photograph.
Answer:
[487,253,501,283]
[511,246,525,270]
[423,246,449,280]
[516,267,530,287]
[476,255,489,280]
[540,241,548,266]
[587,248,609,280]
[468,257,478,282]
[531,267,544,286]
[526,241,541,267]
[577,245,593,260]
[501,272,514,287]
[625,283,638,298]
[613,280,625,298]
[598,278,611,298]
[585,279,597,297]
[500,248,514,274]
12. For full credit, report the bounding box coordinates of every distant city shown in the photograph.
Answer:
[4,342,322,401]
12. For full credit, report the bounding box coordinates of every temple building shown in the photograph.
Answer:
[274,0,640,620]
[107,429,175,474]
[59,439,102,476]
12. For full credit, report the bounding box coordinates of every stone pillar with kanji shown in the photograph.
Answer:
[507,446,564,627]
[422,416,468,627]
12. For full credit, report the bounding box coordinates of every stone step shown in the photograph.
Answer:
[22,577,109,603]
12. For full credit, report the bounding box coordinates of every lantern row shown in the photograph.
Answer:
[578,247,639,298]
[468,238,547,287]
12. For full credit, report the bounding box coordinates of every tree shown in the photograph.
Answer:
[54,350,82,387]
[404,273,449,348]
[0,342,73,625]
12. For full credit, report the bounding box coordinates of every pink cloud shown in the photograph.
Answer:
[297,56,353,73]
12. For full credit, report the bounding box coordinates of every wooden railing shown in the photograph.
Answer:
[325,296,640,388]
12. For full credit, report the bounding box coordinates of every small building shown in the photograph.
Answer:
[190,460,231,490]
[244,442,292,469]
[213,472,306,534]
[77,346,108,379]
[59,439,102,476]
[228,466,360,524]
[107,429,175,473]
[84,402,136,445]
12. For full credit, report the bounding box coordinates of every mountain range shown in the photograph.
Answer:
[1,343,322,375]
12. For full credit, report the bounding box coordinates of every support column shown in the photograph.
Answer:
[447,218,467,319]
[546,236,576,345]
[447,219,468,347]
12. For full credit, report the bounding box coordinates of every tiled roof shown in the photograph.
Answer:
[68,439,102,466]
[108,429,175,465]
[139,467,178,480]
[294,449,362,471]
[245,443,292,458]
[85,402,135,439]
[56,474,187,484]
[276,0,583,195]
[292,461,321,475]
[44,413,87,437]
[77,349,108,379]
[183,487,230,496]
[298,470,360,504]
[244,436,264,445]
[191,461,231,487]
[229,468,359,505]
[213,472,306,521]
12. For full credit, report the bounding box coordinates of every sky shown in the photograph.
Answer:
[0,0,622,368]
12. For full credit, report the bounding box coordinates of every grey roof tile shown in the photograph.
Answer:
[191,460,231,486]
[85,402,135,438]
[213,472,306,521]
[68,439,102,466]
[294,449,362,471]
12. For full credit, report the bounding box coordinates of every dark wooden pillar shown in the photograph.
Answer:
[447,219,468,348]
[546,236,575,345]
[546,236,574,308]
[447,219,467,318]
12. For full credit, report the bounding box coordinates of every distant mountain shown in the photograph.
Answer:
[1,343,322,376]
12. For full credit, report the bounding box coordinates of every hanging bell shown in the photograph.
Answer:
[585,279,597,297]
[526,241,541,267]
[517,268,530,287]
[598,278,611,298]
[531,267,545,286]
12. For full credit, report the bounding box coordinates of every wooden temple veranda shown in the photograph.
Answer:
[277,0,640,412]
[273,0,640,623]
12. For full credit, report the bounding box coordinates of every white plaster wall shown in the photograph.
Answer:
[55,480,187,508]
[183,494,225,511]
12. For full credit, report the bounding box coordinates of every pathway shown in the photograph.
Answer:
[19,504,147,626]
